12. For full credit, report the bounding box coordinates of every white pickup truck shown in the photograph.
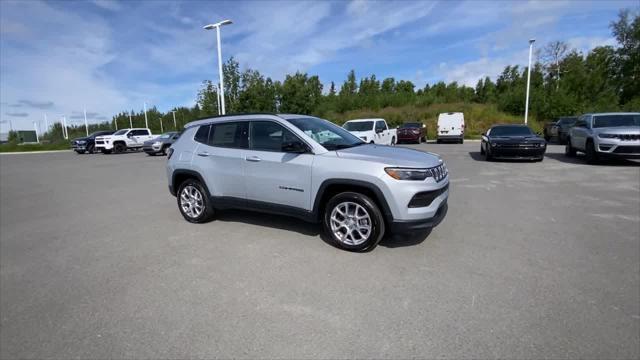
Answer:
[342,118,397,145]
[95,128,155,154]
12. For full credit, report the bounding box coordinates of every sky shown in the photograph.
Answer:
[0,0,636,131]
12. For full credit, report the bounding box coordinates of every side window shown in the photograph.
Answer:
[375,121,386,131]
[208,122,248,148]
[194,125,210,144]
[250,121,299,152]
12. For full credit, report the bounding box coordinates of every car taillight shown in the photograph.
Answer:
[167,148,174,159]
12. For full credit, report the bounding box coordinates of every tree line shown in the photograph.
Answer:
[25,9,638,144]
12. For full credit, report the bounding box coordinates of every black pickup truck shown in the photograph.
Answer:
[71,130,115,154]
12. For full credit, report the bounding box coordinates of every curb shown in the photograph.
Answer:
[0,150,72,155]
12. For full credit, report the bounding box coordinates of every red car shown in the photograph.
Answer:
[397,122,427,144]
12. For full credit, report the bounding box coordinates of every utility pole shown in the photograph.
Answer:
[159,117,163,133]
[83,108,89,136]
[129,112,133,128]
[524,38,535,125]
[33,122,39,143]
[171,111,177,130]
[62,116,69,139]
[143,102,149,129]
[44,114,48,134]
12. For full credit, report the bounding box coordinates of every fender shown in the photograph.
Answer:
[170,169,211,197]
[312,179,394,223]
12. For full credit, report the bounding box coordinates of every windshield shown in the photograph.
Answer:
[159,132,176,139]
[343,121,373,131]
[89,131,107,138]
[490,126,534,137]
[285,117,364,150]
[593,114,640,128]
[400,123,422,128]
[113,129,128,135]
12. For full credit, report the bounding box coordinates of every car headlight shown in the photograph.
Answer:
[598,133,617,139]
[385,168,431,181]
[77,140,86,144]
[153,141,162,146]
[491,142,497,147]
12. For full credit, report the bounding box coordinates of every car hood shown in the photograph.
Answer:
[490,135,545,143]
[335,144,442,168]
[593,126,640,135]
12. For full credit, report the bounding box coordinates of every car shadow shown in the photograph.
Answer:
[468,151,544,163]
[213,209,432,250]
[545,152,640,167]
[379,229,432,248]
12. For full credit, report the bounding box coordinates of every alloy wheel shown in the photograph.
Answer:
[180,185,204,218]
[330,201,372,245]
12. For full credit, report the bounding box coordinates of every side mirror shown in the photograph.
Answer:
[282,141,308,153]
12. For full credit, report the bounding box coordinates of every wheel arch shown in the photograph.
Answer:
[171,170,211,198]
[312,179,393,224]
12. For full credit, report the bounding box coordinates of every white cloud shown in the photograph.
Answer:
[91,0,122,12]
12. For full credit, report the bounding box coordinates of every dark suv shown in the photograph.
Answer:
[71,130,115,154]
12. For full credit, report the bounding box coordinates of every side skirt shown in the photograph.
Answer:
[212,196,318,223]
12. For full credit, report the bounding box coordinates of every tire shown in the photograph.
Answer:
[536,156,544,162]
[485,147,493,161]
[147,152,156,156]
[584,140,599,164]
[87,144,94,154]
[416,137,421,144]
[114,142,126,154]
[544,134,551,142]
[177,178,214,223]
[460,138,464,144]
[565,138,576,157]
[480,144,485,155]
[436,139,442,144]
[390,137,396,146]
[323,192,385,252]
[161,146,168,155]
[421,136,427,143]
[75,150,85,154]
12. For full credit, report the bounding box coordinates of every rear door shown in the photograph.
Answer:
[190,122,248,199]
[244,120,313,210]
[130,129,150,146]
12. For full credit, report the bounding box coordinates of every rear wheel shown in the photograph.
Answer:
[323,192,385,252]
[177,179,214,223]
[584,140,599,164]
[87,144,94,154]
[565,138,576,157]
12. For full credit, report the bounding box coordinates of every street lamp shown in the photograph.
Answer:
[524,38,535,125]
[171,111,177,130]
[204,19,232,115]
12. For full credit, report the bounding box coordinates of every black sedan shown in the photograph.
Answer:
[480,125,546,161]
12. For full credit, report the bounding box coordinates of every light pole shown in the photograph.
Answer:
[33,122,39,143]
[215,84,221,115]
[171,111,177,129]
[524,38,535,125]
[129,112,133,128]
[204,19,232,115]
[83,108,89,136]
[143,102,149,129]
[44,114,48,134]
[159,117,163,133]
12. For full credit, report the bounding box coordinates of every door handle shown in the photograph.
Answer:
[197,152,210,157]
[245,156,261,162]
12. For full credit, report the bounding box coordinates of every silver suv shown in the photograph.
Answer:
[565,112,640,163]
[166,114,449,251]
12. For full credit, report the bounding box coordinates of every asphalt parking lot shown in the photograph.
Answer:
[1,143,639,359]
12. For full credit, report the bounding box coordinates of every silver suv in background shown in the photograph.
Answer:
[565,112,640,163]
[166,114,449,251]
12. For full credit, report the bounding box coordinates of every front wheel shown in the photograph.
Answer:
[565,138,576,157]
[323,192,385,252]
[114,143,126,154]
[585,141,599,164]
[87,144,95,154]
[390,137,396,146]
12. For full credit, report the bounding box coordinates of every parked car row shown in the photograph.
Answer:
[72,129,179,155]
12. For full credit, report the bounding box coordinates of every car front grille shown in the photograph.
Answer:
[618,134,640,141]
[496,143,540,148]
[96,141,104,144]
[613,145,640,154]
[428,163,448,182]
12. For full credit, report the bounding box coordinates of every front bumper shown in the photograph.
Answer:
[143,145,163,153]
[596,141,640,158]
[491,146,545,159]
[397,133,421,142]
[390,201,448,233]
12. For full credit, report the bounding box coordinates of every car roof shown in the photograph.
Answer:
[490,124,530,128]
[184,113,307,129]
[584,112,640,116]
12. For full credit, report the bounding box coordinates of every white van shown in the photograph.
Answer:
[437,112,465,144]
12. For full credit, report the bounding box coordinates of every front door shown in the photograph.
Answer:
[244,121,313,211]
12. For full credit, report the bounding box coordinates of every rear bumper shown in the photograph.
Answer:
[389,201,448,233]
[437,134,463,140]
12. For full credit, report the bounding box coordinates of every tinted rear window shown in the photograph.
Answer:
[194,125,210,144]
